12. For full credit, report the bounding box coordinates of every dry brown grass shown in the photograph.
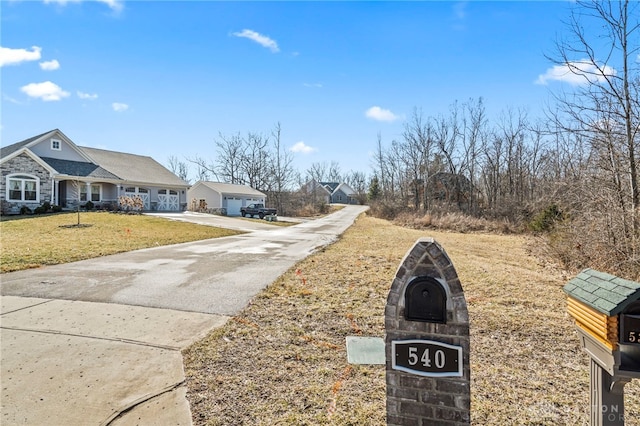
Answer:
[393,211,520,234]
[0,212,243,273]
[183,214,640,425]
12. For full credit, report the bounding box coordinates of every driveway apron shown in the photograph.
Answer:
[0,205,368,425]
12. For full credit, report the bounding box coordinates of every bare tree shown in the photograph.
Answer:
[242,132,270,190]
[268,122,296,213]
[167,155,190,182]
[460,98,488,215]
[400,108,433,210]
[215,132,246,184]
[545,0,640,276]
[327,161,342,183]
[344,170,367,204]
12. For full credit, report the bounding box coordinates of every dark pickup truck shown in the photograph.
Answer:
[240,203,277,219]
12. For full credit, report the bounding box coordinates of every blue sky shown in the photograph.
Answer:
[1,0,580,180]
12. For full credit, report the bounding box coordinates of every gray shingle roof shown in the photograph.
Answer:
[0,129,56,158]
[2,130,187,188]
[80,147,188,187]
[40,157,120,180]
[563,268,640,315]
[197,181,266,197]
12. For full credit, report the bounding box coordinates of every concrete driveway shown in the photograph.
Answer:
[0,205,368,425]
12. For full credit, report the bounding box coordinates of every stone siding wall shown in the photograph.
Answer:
[1,154,53,213]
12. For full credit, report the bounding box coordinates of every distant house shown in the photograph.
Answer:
[187,181,267,216]
[300,180,359,205]
[320,182,358,204]
[427,172,473,203]
[0,129,189,214]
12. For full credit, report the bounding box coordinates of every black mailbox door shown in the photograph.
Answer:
[620,301,640,345]
[404,276,447,323]
[621,314,640,345]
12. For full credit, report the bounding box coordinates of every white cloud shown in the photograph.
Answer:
[21,81,70,101]
[536,61,616,86]
[290,141,316,154]
[77,91,98,100]
[303,82,323,88]
[365,106,400,122]
[43,0,123,12]
[98,0,124,12]
[3,94,22,105]
[112,102,129,112]
[453,1,468,20]
[232,29,279,53]
[40,59,60,71]
[0,46,42,67]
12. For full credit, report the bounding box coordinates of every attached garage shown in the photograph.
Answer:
[158,189,180,211]
[187,181,267,216]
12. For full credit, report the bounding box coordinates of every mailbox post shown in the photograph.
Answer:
[563,269,640,425]
[385,238,470,425]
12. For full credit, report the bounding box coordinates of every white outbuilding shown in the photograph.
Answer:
[187,181,266,216]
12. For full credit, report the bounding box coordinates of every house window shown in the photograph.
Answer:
[7,174,39,202]
[80,184,101,202]
[51,139,61,151]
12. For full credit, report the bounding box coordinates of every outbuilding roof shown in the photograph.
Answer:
[194,181,266,197]
[563,268,640,315]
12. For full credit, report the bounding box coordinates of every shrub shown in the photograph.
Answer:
[51,205,62,213]
[368,201,402,220]
[528,204,564,233]
[20,206,32,215]
[84,201,95,211]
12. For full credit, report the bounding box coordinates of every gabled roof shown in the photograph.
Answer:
[79,147,188,187]
[334,182,356,195]
[192,181,266,197]
[563,268,640,315]
[319,182,340,193]
[2,130,188,188]
[0,129,54,159]
[1,129,94,164]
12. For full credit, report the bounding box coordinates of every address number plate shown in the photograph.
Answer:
[621,314,640,344]
[392,339,463,377]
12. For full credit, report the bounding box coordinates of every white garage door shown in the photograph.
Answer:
[158,189,179,211]
[226,198,243,216]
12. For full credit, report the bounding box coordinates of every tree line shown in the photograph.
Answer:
[167,1,638,279]
[371,0,639,279]
[167,122,368,215]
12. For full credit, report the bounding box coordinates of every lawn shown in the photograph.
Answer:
[0,212,243,273]
[183,214,640,425]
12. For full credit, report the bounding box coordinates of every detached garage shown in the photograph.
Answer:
[187,181,266,216]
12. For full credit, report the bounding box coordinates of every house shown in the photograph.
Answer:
[298,180,359,205]
[319,182,358,204]
[0,129,189,214]
[187,181,267,216]
[299,180,332,205]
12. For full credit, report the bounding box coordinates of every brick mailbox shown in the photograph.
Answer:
[385,238,470,425]
[563,269,640,425]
